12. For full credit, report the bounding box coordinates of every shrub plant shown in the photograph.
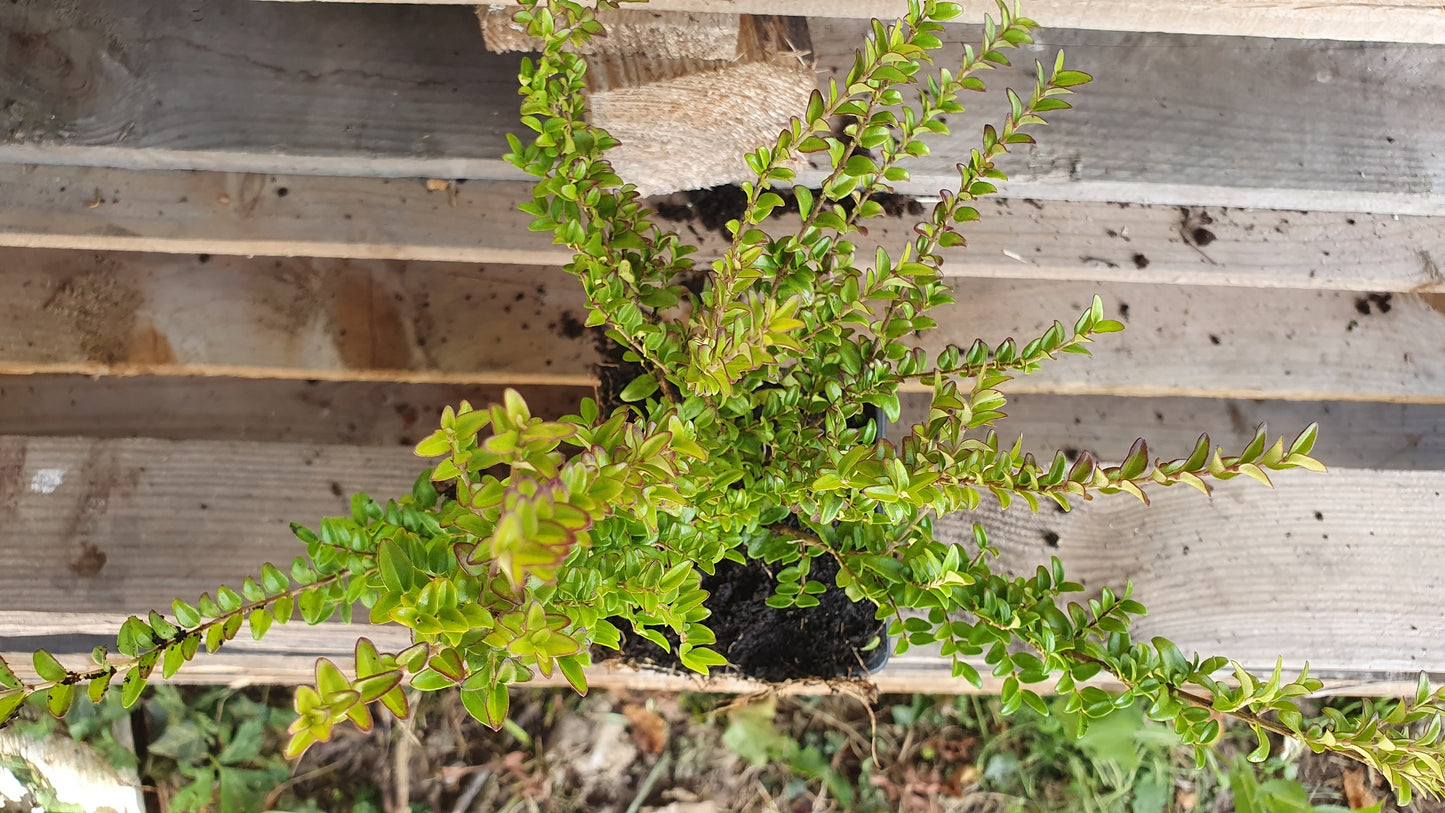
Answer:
[3,0,1443,803]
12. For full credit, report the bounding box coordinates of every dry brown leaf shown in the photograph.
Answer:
[955,764,979,787]
[622,703,669,755]
[1344,768,1380,810]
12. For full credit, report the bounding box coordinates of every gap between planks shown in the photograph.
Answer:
[0,436,1440,689]
[8,378,1445,473]
[257,0,1445,46]
[6,375,1445,470]
[6,166,1445,294]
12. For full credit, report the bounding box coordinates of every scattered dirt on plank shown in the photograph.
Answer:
[41,268,143,365]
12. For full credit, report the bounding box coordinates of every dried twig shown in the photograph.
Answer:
[450,768,493,813]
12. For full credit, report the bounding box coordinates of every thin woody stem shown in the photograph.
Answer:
[14,569,361,694]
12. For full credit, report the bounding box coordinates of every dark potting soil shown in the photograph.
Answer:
[591,325,650,416]
[610,554,888,682]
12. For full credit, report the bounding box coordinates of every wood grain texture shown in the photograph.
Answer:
[582,15,816,195]
[0,0,523,177]
[8,166,1445,294]
[907,280,1445,403]
[0,437,1438,690]
[478,6,743,59]
[0,168,575,266]
[480,8,816,194]
[805,21,1445,214]
[270,0,1445,45]
[955,470,1445,678]
[0,437,421,616]
[5,1,1445,214]
[0,249,596,384]
[4,248,1444,401]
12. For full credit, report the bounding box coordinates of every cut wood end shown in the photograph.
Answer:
[477,4,743,60]
[592,59,816,195]
[473,7,815,195]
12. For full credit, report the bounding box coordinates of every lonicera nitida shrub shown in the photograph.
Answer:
[4,0,1443,802]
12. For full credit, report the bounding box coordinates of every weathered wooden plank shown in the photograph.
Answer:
[0,249,596,384]
[5,2,1445,214]
[0,437,1438,691]
[806,21,1445,215]
[263,0,1445,46]
[0,438,415,622]
[0,628,1426,697]
[7,166,1445,293]
[0,168,574,266]
[5,248,1444,401]
[6,376,1444,469]
[750,198,1445,293]
[908,281,1445,403]
[0,0,523,178]
[957,471,1445,678]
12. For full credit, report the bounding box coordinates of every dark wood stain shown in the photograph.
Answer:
[68,540,107,577]
[126,320,176,365]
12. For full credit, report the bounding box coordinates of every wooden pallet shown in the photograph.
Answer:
[2,0,1444,694]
